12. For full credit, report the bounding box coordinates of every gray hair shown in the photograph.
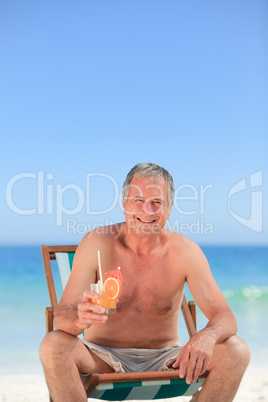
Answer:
[122,162,174,207]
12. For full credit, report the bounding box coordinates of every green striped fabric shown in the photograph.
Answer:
[55,251,83,340]
[91,378,205,400]
[55,252,75,289]
[54,252,205,400]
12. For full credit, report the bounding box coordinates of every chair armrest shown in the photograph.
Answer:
[181,296,197,338]
[46,307,54,333]
[188,301,197,331]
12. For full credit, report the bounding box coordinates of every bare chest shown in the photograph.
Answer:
[112,253,185,315]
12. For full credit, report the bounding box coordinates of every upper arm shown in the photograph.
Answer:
[185,243,231,320]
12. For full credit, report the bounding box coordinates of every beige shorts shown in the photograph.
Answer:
[83,340,184,373]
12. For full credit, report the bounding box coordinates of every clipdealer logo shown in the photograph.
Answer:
[227,170,263,233]
[5,171,214,235]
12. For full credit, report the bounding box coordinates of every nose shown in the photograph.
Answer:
[143,200,158,215]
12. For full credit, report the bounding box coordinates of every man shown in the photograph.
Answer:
[40,162,250,402]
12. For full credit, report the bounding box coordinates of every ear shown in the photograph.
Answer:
[167,202,173,220]
[122,196,126,215]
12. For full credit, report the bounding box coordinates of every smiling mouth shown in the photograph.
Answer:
[136,217,157,223]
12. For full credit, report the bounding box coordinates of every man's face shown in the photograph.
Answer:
[123,177,172,236]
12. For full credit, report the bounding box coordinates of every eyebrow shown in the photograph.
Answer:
[153,198,165,203]
[132,196,165,203]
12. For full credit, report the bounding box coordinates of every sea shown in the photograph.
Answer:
[0,245,267,375]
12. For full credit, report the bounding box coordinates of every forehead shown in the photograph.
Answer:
[128,177,168,198]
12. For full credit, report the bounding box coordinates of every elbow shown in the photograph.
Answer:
[53,306,67,332]
[53,315,62,332]
[233,314,238,335]
[226,308,238,336]
[224,307,238,336]
[53,307,61,330]
[221,309,238,337]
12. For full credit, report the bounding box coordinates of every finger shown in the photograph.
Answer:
[192,356,205,383]
[177,349,190,379]
[185,354,197,384]
[83,290,99,301]
[78,302,106,315]
[172,355,181,369]
[172,348,184,368]
[78,311,101,322]
[78,311,108,326]
[200,354,210,375]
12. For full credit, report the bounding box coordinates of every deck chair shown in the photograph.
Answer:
[41,245,207,401]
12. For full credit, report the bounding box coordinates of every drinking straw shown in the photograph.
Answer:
[97,250,103,283]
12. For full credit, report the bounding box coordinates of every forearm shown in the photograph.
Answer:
[54,303,84,336]
[204,309,237,344]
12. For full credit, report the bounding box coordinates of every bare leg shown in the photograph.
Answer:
[197,336,250,402]
[39,330,115,402]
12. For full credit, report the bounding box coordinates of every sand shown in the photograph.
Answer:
[0,365,267,402]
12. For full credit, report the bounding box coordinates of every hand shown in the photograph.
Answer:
[172,329,216,384]
[77,290,108,329]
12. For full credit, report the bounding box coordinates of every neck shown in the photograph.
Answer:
[122,223,164,256]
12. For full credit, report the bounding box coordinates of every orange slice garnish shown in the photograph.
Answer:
[103,277,122,300]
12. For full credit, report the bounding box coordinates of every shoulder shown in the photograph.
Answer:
[164,229,208,268]
[71,223,124,275]
[76,223,124,253]
[164,229,201,252]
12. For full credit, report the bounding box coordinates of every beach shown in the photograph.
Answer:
[0,364,267,401]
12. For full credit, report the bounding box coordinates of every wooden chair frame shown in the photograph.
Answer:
[41,245,204,400]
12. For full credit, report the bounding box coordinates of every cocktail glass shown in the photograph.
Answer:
[90,282,117,314]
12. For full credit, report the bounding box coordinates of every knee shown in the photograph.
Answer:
[39,330,73,367]
[225,336,250,368]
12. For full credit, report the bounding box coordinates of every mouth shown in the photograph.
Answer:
[136,217,157,223]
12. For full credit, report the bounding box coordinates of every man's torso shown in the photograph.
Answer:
[83,224,192,348]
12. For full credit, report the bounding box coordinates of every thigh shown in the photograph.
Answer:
[76,341,116,374]
[45,330,115,375]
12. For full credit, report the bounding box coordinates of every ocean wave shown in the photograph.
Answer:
[223,286,268,302]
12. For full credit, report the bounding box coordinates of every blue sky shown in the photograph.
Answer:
[1,0,267,245]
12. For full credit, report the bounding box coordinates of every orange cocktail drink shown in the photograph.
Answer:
[91,293,117,310]
[90,269,123,314]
